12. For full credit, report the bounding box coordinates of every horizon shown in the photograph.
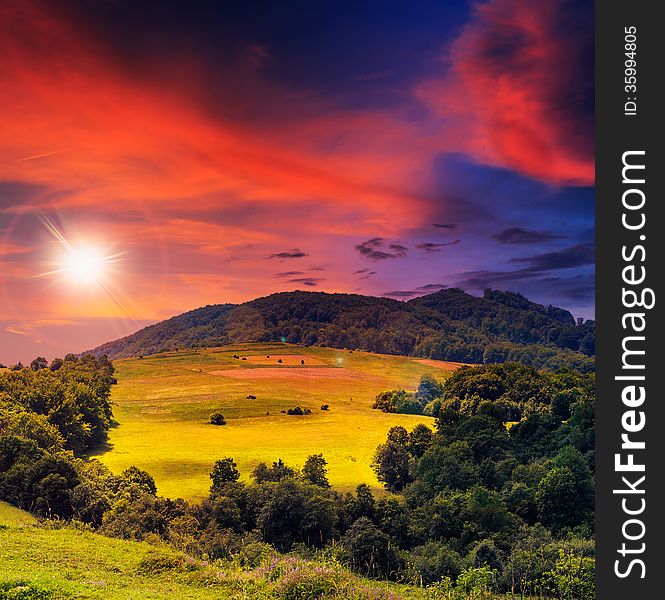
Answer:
[0,0,594,364]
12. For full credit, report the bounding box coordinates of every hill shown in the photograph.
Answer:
[89,289,594,371]
[0,509,424,599]
[96,343,448,500]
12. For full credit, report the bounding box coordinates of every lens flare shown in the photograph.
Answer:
[61,245,107,285]
[34,213,133,318]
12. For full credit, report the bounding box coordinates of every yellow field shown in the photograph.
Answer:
[96,343,461,501]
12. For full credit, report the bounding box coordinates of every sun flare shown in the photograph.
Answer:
[61,245,107,285]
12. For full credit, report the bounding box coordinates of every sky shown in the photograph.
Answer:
[0,0,594,364]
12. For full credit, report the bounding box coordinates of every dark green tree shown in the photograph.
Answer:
[210,458,240,493]
[302,453,329,487]
[371,441,413,492]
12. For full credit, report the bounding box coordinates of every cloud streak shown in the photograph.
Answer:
[416,240,461,252]
[355,238,408,260]
[493,227,563,244]
[267,249,309,260]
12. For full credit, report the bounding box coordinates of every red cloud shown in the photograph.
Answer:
[417,0,594,186]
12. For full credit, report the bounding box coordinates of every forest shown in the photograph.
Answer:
[88,289,595,372]
[0,355,594,598]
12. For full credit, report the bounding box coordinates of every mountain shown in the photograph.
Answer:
[88,288,595,371]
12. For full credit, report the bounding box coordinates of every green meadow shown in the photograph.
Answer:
[96,343,460,500]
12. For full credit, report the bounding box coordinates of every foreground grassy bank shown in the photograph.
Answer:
[0,502,426,599]
[0,503,548,600]
[98,343,457,500]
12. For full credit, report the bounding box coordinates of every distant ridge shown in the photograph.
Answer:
[88,288,594,371]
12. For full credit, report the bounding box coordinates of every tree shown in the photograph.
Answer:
[302,454,329,487]
[535,468,580,531]
[417,440,479,492]
[468,539,504,572]
[408,424,433,457]
[3,412,64,451]
[394,393,423,415]
[256,479,307,551]
[536,446,594,531]
[252,458,296,483]
[30,357,48,371]
[416,373,444,404]
[341,517,399,579]
[119,466,157,495]
[210,457,240,493]
[543,549,595,600]
[386,426,409,446]
[372,390,397,413]
[49,357,64,371]
[353,483,376,520]
[371,442,413,492]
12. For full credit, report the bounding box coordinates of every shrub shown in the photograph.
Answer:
[542,549,595,600]
[234,538,276,568]
[271,559,341,599]
[407,541,463,585]
[0,580,55,600]
[286,407,311,415]
[210,413,226,425]
[136,551,200,574]
[456,566,496,596]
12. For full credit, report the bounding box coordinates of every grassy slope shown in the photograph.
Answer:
[96,343,459,500]
[0,504,426,599]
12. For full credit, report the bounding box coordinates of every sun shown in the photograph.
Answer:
[61,245,107,285]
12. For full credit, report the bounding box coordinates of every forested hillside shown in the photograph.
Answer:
[89,289,594,371]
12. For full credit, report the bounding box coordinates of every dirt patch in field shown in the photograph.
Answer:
[414,359,467,371]
[237,354,325,366]
[210,367,382,381]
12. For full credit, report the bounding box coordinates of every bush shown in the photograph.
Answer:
[0,581,55,600]
[394,393,423,415]
[135,551,199,574]
[456,566,496,596]
[270,558,342,599]
[286,407,311,415]
[407,541,463,585]
[542,549,595,600]
[210,413,226,425]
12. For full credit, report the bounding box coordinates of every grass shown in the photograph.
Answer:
[0,500,37,526]
[95,343,460,501]
[0,506,427,599]
[0,504,539,600]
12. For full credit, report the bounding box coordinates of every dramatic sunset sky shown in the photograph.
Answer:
[0,0,594,363]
